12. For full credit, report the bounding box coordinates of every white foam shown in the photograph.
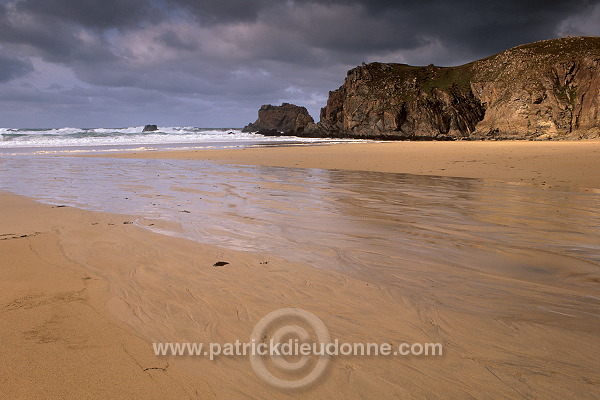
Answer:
[0,126,366,153]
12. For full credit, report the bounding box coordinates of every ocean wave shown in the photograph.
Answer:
[0,126,236,136]
[0,126,343,148]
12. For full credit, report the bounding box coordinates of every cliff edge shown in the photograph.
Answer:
[304,36,600,140]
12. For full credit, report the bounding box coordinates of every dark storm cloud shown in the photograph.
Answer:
[0,51,33,82]
[167,0,360,24]
[0,2,117,63]
[168,0,266,23]
[278,0,596,61]
[14,0,162,29]
[1,0,595,68]
[0,0,598,127]
[415,0,594,55]
[163,0,596,57]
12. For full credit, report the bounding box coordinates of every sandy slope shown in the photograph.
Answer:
[106,140,600,190]
[0,194,196,398]
[1,191,599,399]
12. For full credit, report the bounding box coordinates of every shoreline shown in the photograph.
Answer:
[97,140,600,190]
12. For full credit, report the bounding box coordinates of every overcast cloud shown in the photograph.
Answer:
[0,0,598,127]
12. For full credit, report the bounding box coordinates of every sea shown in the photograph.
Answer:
[0,126,356,155]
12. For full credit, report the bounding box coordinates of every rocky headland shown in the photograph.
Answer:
[250,37,600,140]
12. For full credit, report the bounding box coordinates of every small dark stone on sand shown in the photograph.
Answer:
[213,261,229,267]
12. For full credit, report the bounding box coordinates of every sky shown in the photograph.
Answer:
[0,0,599,128]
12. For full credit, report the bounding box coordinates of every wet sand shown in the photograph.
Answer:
[106,140,600,189]
[2,140,600,398]
[2,186,599,397]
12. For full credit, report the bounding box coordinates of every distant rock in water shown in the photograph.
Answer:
[242,103,314,136]
[301,36,600,140]
[142,124,158,132]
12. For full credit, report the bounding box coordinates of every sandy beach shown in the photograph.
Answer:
[2,140,600,399]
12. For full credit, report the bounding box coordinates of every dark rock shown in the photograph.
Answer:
[256,129,283,136]
[142,124,158,132]
[242,103,314,136]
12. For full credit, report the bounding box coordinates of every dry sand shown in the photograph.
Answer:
[107,140,600,189]
[3,141,600,398]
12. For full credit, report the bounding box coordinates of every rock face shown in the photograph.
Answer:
[304,36,600,140]
[142,124,158,132]
[242,103,314,135]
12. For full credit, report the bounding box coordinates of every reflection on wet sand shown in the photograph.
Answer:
[1,155,599,397]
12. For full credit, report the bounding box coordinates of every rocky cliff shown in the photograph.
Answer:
[304,36,600,140]
[242,103,314,135]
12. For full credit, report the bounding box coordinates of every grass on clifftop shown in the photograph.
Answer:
[353,36,599,98]
[362,62,474,97]
[513,36,600,56]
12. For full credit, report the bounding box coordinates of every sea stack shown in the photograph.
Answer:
[242,103,314,136]
[142,124,158,132]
